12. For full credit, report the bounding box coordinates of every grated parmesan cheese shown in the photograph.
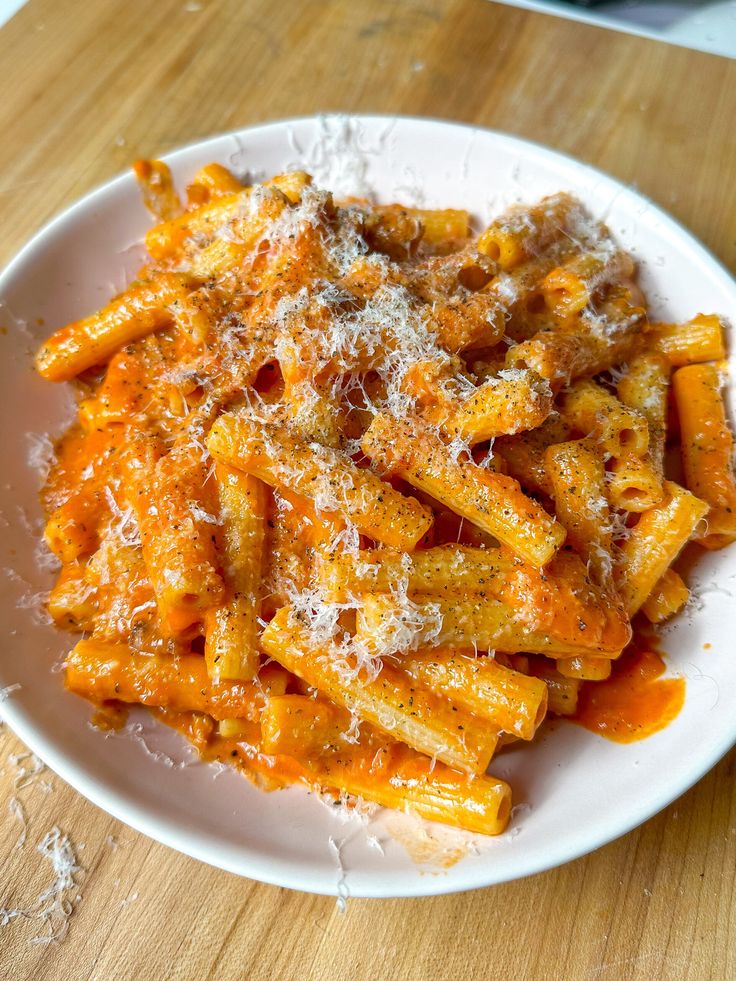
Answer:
[103,486,142,548]
[26,433,56,484]
[0,827,83,945]
[0,683,21,702]
[8,796,27,849]
[327,835,350,912]
[9,751,52,793]
[289,114,391,199]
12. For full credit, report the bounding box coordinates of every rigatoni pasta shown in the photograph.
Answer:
[204,465,267,682]
[33,159,734,839]
[361,412,566,566]
[544,439,612,578]
[673,363,736,548]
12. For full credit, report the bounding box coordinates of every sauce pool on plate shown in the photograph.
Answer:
[573,641,685,743]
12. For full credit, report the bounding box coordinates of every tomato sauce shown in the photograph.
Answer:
[573,638,685,743]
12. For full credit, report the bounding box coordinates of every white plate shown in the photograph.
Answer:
[1,115,735,898]
[664,2,736,60]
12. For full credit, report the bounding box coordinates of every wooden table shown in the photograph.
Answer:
[1,1,735,978]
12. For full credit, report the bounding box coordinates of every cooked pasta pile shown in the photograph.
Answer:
[35,161,736,836]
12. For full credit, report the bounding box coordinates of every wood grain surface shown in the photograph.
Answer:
[1,1,735,978]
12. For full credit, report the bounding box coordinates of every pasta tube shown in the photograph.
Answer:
[65,639,278,721]
[207,412,432,551]
[477,193,586,270]
[356,590,629,658]
[413,207,470,245]
[318,545,629,654]
[361,413,565,566]
[47,563,97,631]
[648,314,725,367]
[124,439,223,632]
[560,379,649,458]
[204,466,267,682]
[400,650,548,739]
[260,607,499,774]
[260,696,512,836]
[673,363,736,548]
[606,455,663,513]
[260,695,359,757]
[282,376,343,447]
[506,330,641,390]
[543,439,613,576]
[429,291,508,352]
[35,274,196,382]
[144,171,311,258]
[556,656,612,681]
[529,663,582,716]
[616,353,670,478]
[266,487,345,609]
[541,248,635,318]
[45,495,101,563]
[494,416,571,495]
[641,568,690,624]
[187,162,243,200]
[133,159,182,221]
[615,481,708,615]
[317,544,516,602]
[415,368,553,444]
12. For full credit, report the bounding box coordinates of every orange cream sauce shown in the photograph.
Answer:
[573,637,685,743]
